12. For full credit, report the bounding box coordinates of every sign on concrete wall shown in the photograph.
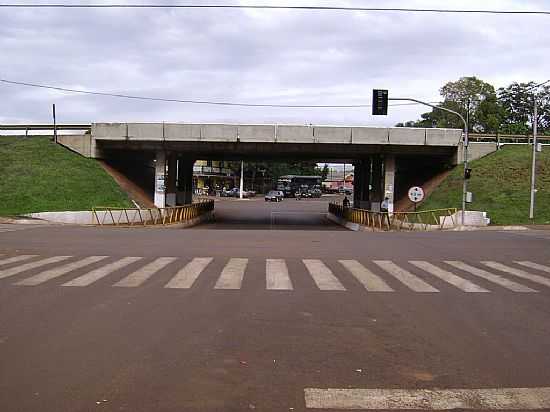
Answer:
[408,186,425,203]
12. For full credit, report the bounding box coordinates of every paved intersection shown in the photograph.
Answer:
[0,201,549,411]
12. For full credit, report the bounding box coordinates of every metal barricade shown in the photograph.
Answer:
[329,203,458,231]
[92,200,214,226]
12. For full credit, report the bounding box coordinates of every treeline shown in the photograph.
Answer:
[396,76,550,135]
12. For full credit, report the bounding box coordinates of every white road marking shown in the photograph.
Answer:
[114,257,177,287]
[62,257,143,287]
[266,259,293,290]
[0,255,38,267]
[515,261,550,274]
[16,256,109,286]
[373,261,439,292]
[304,387,550,410]
[165,257,213,289]
[482,261,550,288]
[0,256,72,280]
[303,259,346,291]
[339,260,393,291]
[409,261,489,292]
[445,261,537,293]
[214,258,248,289]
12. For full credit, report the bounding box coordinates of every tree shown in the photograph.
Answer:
[498,82,550,134]
[397,76,502,132]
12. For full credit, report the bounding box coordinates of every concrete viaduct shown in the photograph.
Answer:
[57,122,467,212]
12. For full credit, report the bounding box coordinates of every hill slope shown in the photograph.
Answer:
[420,145,550,225]
[0,136,132,216]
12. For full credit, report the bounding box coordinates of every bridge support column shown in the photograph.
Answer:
[384,155,396,213]
[166,155,177,206]
[370,155,384,211]
[177,158,194,205]
[353,159,371,209]
[154,151,166,208]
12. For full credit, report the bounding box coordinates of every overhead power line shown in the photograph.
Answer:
[0,78,439,108]
[0,4,548,15]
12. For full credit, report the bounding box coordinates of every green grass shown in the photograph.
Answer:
[420,145,550,225]
[0,136,132,216]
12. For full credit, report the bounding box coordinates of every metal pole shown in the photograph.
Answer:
[389,97,468,225]
[529,95,538,220]
[52,104,57,144]
[239,160,244,199]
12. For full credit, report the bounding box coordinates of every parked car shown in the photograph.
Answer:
[309,188,322,198]
[265,190,283,202]
[220,188,239,197]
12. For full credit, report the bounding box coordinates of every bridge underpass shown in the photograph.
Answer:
[66,123,463,227]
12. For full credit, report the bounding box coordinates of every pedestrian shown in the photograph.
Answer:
[381,196,389,212]
[343,196,350,209]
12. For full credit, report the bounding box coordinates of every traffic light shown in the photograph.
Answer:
[372,89,388,115]
[464,168,472,180]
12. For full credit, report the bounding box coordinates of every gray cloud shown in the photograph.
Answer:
[1,0,549,126]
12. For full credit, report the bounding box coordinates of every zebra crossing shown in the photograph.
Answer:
[0,254,549,293]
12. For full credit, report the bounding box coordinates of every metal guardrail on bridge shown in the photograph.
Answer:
[329,203,458,231]
[92,200,214,226]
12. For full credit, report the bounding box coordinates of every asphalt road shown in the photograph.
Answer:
[0,199,550,412]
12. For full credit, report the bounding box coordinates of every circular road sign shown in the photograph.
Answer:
[408,186,425,203]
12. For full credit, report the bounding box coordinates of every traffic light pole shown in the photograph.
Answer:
[529,95,538,220]
[388,98,469,225]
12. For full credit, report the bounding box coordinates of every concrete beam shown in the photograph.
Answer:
[352,127,389,145]
[92,123,127,140]
[128,123,164,141]
[313,126,352,144]
[238,125,276,143]
[388,128,426,145]
[276,125,314,143]
[426,128,463,146]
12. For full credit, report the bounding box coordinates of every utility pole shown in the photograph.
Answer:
[52,104,58,144]
[529,94,538,220]
[239,160,244,199]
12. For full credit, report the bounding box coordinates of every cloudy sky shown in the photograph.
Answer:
[1,0,549,127]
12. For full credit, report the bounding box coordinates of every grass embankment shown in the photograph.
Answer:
[0,136,132,216]
[420,145,550,225]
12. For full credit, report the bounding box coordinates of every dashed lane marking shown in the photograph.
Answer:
[165,257,213,289]
[338,260,393,292]
[0,255,38,267]
[303,259,346,291]
[409,261,489,292]
[373,260,439,292]
[266,259,293,290]
[16,256,109,286]
[515,261,550,274]
[0,256,71,280]
[304,387,550,410]
[62,257,143,287]
[482,261,550,288]
[445,261,538,293]
[114,257,177,287]
[214,258,248,289]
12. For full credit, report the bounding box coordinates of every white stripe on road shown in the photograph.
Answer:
[409,261,489,292]
[165,257,213,289]
[0,256,71,280]
[304,387,550,410]
[16,256,109,286]
[214,258,248,289]
[445,261,537,293]
[62,257,143,287]
[482,261,550,288]
[0,255,37,267]
[114,257,177,287]
[266,259,293,290]
[373,261,439,292]
[515,261,550,274]
[339,260,393,292]
[303,259,346,291]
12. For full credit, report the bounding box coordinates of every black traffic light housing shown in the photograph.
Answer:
[372,89,388,115]
[464,168,472,180]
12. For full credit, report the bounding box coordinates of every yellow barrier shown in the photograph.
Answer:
[92,200,214,226]
[329,203,458,231]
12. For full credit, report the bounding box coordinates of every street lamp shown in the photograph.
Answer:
[389,97,469,225]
